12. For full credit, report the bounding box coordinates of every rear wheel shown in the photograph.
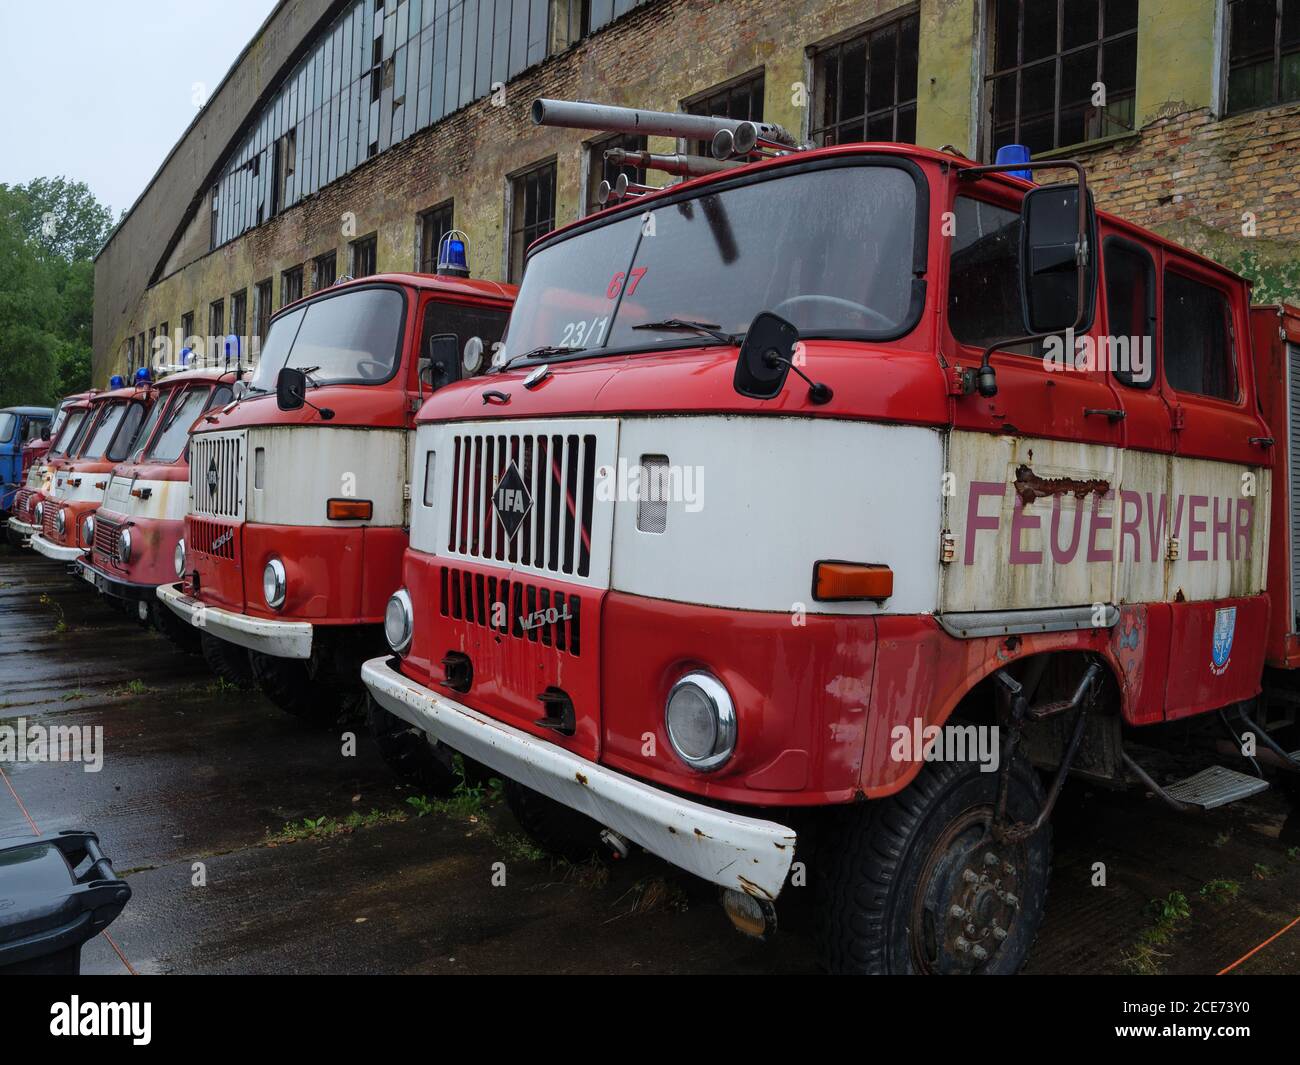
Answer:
[503,779,605,863]
[366,696,459,795]
[200,632,255,689]
[248,644,365,725]
[816,755,1050,974]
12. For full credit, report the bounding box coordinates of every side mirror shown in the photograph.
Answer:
[424,333,460,391]
[1020,183,1097,334]
[276,366,307,411]
[734,312,800,400]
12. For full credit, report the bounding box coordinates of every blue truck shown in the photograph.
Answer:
[0,406,55,518]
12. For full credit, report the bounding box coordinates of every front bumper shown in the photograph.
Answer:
[361,656,797,900]
[7,517,37,540]
[77,559,157,603]
[30,533,86,562]
[156,582,313,659]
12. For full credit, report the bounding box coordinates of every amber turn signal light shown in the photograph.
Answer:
[812,561,893,602]
[327,498,373,520]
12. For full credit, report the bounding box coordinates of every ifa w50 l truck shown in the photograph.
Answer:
[362,100,1300,975]
[158,273,515,721]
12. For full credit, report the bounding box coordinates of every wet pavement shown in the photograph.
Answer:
[1,543,1298,975]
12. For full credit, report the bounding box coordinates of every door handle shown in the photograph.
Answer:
[1083,408,1126,422]
[1249,436,1274,447]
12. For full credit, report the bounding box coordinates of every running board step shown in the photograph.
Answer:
[1163,766,1270,809]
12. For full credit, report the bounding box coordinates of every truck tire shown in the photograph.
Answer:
[503,779,605,863]
[816,754,1050,975]
[366,695,458,795]
[248,649,365,725]
[200,632,255,689]
[149,601,201,654]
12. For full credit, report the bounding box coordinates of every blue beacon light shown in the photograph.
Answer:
[995,143,1033,182]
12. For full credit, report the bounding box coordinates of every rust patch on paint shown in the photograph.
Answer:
[1013,464,1110,507]
[575,772,588,786]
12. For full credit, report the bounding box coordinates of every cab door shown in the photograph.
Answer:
[941,187,1121,615]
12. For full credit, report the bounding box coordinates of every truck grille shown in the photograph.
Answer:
[440,565,582,656]
[14,489,34,522]
[447,431,597,579]
[93,514,121,563]
[189,516,237,560]
[189,433,244,519]
[42,504,59,540]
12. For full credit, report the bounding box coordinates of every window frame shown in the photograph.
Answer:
[507,158,558,284]
[809,10,920,147]
[1160,262,1244,406]
[1222,0,1300,114]
[418,201,455,272]
[682,68,767,157]
[583,133,647,217]
[1102,235,1158,390]
[350,234,378,277]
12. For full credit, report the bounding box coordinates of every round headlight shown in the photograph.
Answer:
[56,508,67,536]
[115,527,133,564]
[174,538,186,578]
[384,588,414,654]
[34,501,44,524]
[665,672,736,771]
[263,558,286,609]
[83,514,95,546]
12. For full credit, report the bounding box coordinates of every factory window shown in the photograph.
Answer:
[508,160,557,284]
[585,133,647,215]
[254,280,273,348]
[230,290,248,345]
[209,187,219,248]
[137,333,146,372]
[209,299,225,342]
[684,71,765,158]
[126,336,136,372]
[180,311,194,346]
[350,235,377,278]
[418,201,455,272]
[282,266,304,307]
[812,13,918,146]
[273,130,296,216]
[1226,0,1300,112]
[147,327,157,366]
[984,0,1138,158]
[313,251,337,291]
[159,322,169,361]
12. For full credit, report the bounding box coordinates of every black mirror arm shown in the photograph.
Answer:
[956,157,1092,400]
[763,352,833,405]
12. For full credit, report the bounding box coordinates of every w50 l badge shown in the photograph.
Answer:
[492,461,533,540]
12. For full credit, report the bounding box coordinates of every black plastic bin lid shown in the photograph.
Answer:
[0,830,131,968]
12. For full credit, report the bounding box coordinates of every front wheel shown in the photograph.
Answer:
[503,779,606,863]
[366,695,459,795]
[248,647,365,725]
[816,755,1050,974]
[200,632,255,688]
[150,600,201,654]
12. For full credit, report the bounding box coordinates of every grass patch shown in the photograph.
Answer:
[1252,862,1277,880]
[1199,878,1241,904]
[268,808,409,845]
[1122,891,1192,975]
[1211,830,1232,849]
[605,877,689,923]
[1286,846,1299,863]
[39,593,68,635]
[109,679,153,697]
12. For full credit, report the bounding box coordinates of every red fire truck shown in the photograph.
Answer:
[30,383,157,566]
[157,272,515,723]
[77,368,240,645]
[6,392,84,549]
[361,100,1300,974]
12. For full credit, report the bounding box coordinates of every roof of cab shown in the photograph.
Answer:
[0,406,54,417]
[153,366,242,388]
[543,140,1250,287]
[277,271,516,317]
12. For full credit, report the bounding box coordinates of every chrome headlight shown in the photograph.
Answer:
[115,527,133,564]
[263,558,286,609]
[665,672,737,771]
[56,508,67,536]
[82,514,95,546]
[384,588,413,654]
[174,538,186,577]
[34,501,44,524]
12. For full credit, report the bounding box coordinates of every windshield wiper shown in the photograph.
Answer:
[631,319,738,345]
[491,346,588,375]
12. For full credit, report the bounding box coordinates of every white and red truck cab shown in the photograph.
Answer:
[77,368,240,643]
[6,392,85,549]
[30,382,157,565]
[158,273,515,721]
[362,99,1300,974]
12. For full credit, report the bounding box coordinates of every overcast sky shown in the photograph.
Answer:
[0,0,279,218]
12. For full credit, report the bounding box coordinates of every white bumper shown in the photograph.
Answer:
[361,656,797,900]
[30,534,86,562]
[7,517,37,539]
[156,582,313,659]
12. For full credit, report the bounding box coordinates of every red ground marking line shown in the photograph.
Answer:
[1217,913,1300,975]
[0,761,137,975]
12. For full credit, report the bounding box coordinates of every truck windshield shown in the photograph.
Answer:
[249,287,405,393]
[0,413,15,443]
[81,403,127,460]
[49,410,86,458]
[501,162,919,361]
[147,387,211,463]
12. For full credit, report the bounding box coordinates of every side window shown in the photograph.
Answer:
[106,402,147,462]
[948,196,1024,348]
[1162,271,1239,401]
[1103,239,1156,388]
[419,301,510,385]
